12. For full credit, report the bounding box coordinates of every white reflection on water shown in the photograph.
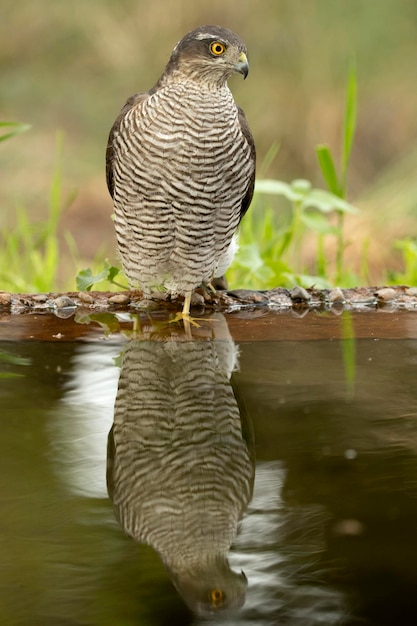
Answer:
[48,343,121,498]
[224,461,348,626]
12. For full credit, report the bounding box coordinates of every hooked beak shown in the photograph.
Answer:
[235,51,249,79]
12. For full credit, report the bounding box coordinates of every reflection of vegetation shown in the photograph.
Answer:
[0,349,31,379]
[340,312,356,399]
[76,312,124,336]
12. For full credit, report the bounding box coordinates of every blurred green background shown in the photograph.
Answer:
[1,0,417,289]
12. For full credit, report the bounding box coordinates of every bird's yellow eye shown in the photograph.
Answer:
[210,41,226,56]
[210,589,225,606]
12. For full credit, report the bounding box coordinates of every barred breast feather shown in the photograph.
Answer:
[111,83,253,295]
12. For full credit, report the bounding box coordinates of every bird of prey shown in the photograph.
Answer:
[107,316,255,614]
[106,25,256,323]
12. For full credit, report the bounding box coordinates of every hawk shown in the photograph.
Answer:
[106,25,256,323]
[107,322,255,614]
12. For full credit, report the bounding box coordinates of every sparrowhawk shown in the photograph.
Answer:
[107,319,255,613]
[106,25,256,323]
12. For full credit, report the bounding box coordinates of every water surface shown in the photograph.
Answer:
[1,310,417,625]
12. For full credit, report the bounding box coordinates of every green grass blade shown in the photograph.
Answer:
[0,121,31,142]
[48,132,64,235]
[258,142,280,178]
[341,62,357,194]
[316,144,340,196]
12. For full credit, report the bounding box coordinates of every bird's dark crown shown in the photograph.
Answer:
[176,25,246,52]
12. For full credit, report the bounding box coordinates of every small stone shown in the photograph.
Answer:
[290,286,310,302]
[267,290,293,308]
[405,287,417,297]
[108,293,131,305]
[329,287,345,303]
[53,295,77,309]
[227,289,268,305]
[190,292,205,306]
[150,291,169,302]
[78,291,95,304]
[375,287,397,302]
[32,294,48,303]
[0,292,12,307]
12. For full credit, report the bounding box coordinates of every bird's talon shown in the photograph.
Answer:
[169,312,201,328]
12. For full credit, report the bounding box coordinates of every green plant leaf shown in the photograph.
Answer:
[302,189,359,214]
[0,121,31,143]
[107,265,122,282]
[316,144,340,196]
[291,179,312,194]
[76,261,122,291]
[301,212,339,234]
[342,62,358,190]
[255,179,309,203]
[234,243,266,272]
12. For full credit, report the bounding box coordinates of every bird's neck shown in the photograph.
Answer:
[156,67,230,92]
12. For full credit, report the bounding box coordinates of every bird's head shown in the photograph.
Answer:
[168,558,248,616]
[163,25,249,87]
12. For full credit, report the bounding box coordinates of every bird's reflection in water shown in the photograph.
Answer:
[107,314,255,615]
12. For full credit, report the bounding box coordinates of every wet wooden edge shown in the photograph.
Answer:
[1,286,417,342]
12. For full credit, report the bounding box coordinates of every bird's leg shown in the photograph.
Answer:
[170,291,220,329]
[181,292,200,326]
[169,292,201,328]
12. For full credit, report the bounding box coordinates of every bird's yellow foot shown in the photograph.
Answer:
[169,311,201,328]
[168,293,201,328]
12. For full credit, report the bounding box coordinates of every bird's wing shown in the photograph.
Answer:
[237,106,256,222]
[105,92,149,198]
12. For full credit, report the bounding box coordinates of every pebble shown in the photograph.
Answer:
[329,287,345,303]
[108,293,131,305]
[0,292,12,307]
[227,289,268,304]
[78,291,95,304]
[190,292,205,306]
[289,286,311,302]
[267,291,293,308]
[53,295,77,309]
[406,287,417,297]
[32,294,48,303]
[375,287,397,302]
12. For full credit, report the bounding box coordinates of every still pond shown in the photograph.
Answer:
[1,309,417,625]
